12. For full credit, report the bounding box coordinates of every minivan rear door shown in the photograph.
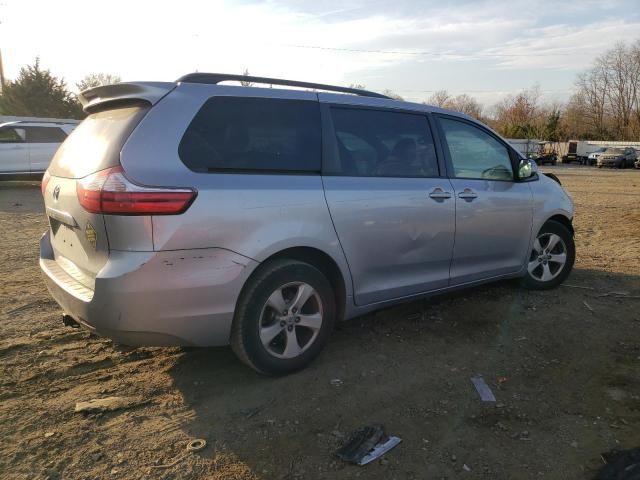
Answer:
[321,103,455,306]
[44,105,150,289]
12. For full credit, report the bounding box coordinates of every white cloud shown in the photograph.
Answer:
[0,0,637,105]
[484,19,640,69]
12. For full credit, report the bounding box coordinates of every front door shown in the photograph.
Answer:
[435,115,533,285]
[322,106,455,305]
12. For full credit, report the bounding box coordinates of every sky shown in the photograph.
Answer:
[0,0,639,109]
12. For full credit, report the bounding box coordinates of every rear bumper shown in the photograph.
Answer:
[40,231,258,346]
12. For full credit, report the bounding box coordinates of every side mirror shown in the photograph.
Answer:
[518,158,535,180]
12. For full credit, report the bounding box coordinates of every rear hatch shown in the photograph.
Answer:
[43,104,150,290]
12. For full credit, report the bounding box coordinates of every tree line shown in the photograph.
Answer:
[1,40,639,141]
[480,40,640,141]
[370,39,640,142]
[0,58,120,119]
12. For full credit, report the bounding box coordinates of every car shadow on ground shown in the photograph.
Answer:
[164,267,639,478]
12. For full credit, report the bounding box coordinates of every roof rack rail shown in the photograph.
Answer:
[176,73,391,99]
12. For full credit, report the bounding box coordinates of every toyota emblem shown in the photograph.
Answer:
[52,185,61,201]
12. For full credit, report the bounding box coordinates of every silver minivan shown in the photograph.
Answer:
[40,74,575,374]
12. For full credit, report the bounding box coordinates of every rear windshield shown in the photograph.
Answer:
[48,104,149,178]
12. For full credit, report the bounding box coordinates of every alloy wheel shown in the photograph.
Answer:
[259,282,323,359]
[527,233,568,282]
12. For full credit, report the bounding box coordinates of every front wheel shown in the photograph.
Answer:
[522,221,575,290]
[231,259,336,375]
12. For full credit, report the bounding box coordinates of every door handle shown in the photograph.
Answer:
[458,188,478,200]
[428,187,452,200]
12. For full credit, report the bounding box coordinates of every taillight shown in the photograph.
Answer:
[76,166,196,215]
[41,170,51,196]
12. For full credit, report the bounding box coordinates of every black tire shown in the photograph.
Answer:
[522,220,575,290]
[231,259,336,375]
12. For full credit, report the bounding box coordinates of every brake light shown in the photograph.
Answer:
[76,166,196,215]
[41,171,51,196]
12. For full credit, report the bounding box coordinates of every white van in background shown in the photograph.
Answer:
[0,120,78,179]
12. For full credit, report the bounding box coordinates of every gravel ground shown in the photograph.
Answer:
[1,166,639,480]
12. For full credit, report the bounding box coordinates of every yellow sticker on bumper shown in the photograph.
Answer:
[85,222,97,249]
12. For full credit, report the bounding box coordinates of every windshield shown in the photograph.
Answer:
[604,148,624,155]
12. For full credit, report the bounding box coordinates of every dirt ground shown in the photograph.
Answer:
[1,166,639,480]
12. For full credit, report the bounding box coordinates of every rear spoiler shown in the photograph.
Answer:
[79,82,176,113]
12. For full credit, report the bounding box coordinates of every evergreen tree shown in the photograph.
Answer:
[0,58,83,119]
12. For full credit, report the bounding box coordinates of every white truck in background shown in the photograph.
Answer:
[0,118,79,179]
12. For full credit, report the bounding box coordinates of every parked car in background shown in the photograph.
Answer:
[586,147,607,166]
[40,74,575,375]
[596,147,638,168]
[0,121,77,179]
[565,140,612,164]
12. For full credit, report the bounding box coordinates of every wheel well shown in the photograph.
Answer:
[255,247,347,322]
[547,214,574,235]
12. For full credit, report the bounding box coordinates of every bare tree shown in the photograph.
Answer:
[76,73,121,92]
[446,94,483,119]
[425,90,482,119]
[490,85,544,139]
[574,66,609,138]
[631,40,640,136]
[427,90,451,107]
[382,89,404,101]
[572,40,640,139]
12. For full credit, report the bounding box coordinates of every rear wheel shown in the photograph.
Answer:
[522,221,575,290]
[231,259,335,375]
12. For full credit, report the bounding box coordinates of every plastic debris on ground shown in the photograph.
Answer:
[471,375,496,402]
[336,424,402,466]
[595,447,640,480]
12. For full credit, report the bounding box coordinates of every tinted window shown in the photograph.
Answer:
[49,105,149,179]
[179,97,321,173]
[0,127,25,143]
[439,117,513,181]
[328,108,438,177]
[24,126,67,143]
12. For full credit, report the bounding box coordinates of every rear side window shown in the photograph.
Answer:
[0,127,25,143]
[24,126,67,143]
[179,97,321,173]
[327,108,438,177]
[48,104,149,179]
